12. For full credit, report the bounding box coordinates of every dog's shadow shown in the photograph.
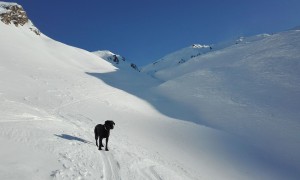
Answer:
[54,134,93,144]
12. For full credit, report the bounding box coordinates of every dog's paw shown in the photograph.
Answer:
[105,149,109,151]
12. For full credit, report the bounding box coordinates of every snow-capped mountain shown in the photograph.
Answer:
[1,1,300,179]
[142,33,271,80]
[93,50,140,72]
[142,44,212,77]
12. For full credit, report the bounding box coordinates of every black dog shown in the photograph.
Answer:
[94,120,115,151]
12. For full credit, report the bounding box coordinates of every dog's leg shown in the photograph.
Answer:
[95,135,98,147]
[105,137,109,151]
[94,127,98,147]
[100,137,104,147]
[99,137,103,150]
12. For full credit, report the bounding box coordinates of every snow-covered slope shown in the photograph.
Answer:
[142,44,212,77]
[144,29,300,176]
[142,34,271,80]
[1,1,300,179]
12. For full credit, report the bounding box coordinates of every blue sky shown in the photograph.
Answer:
[9,0,300,66]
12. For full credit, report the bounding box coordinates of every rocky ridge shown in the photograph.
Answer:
[93,50,140,72]
[0,2,40,35]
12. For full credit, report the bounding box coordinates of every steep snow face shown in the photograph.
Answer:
[148,29,300,172]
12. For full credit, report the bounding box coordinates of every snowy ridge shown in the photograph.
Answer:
[0,1,40,35]
[142,44,212,77]
[142,34,271,80]
[93,50,140,72]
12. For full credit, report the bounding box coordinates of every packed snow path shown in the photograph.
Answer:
[49,90,196,180]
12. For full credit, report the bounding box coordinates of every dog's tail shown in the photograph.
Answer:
[94,126,98,141]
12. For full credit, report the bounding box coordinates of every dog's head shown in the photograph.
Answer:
[105,120,115,130]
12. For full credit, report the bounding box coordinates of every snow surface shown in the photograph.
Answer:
[142,34,271,80]
[142,44,212,77]
[1,6,300,180]
[143,29,300,178]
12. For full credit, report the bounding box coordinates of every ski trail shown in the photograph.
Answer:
[52,105,122,180]
[100,151,121,180]
[99,150,111,179]
[50,90,186,180]
[106,152,121,180]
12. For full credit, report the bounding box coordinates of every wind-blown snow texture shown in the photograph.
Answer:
[1,2,300,180]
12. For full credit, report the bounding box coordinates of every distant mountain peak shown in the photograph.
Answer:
[191,44,211,48]
[93,50,140,72]
[0,1,40,35]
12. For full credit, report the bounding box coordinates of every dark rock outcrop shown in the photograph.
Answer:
[0,3,40,35]
[0,4,28,26]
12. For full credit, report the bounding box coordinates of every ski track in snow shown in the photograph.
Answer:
[1,96,193,180]
[52,105,121,179]
[100,151,121,180]
[50,94,182,180]
[0,93,124,179]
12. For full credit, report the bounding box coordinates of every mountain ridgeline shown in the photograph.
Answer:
[93,50,140,72]
[141,34,272,80]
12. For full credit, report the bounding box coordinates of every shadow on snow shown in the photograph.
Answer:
[85,70,300,179]
[86,70,200,124]
[55,134,93,144]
